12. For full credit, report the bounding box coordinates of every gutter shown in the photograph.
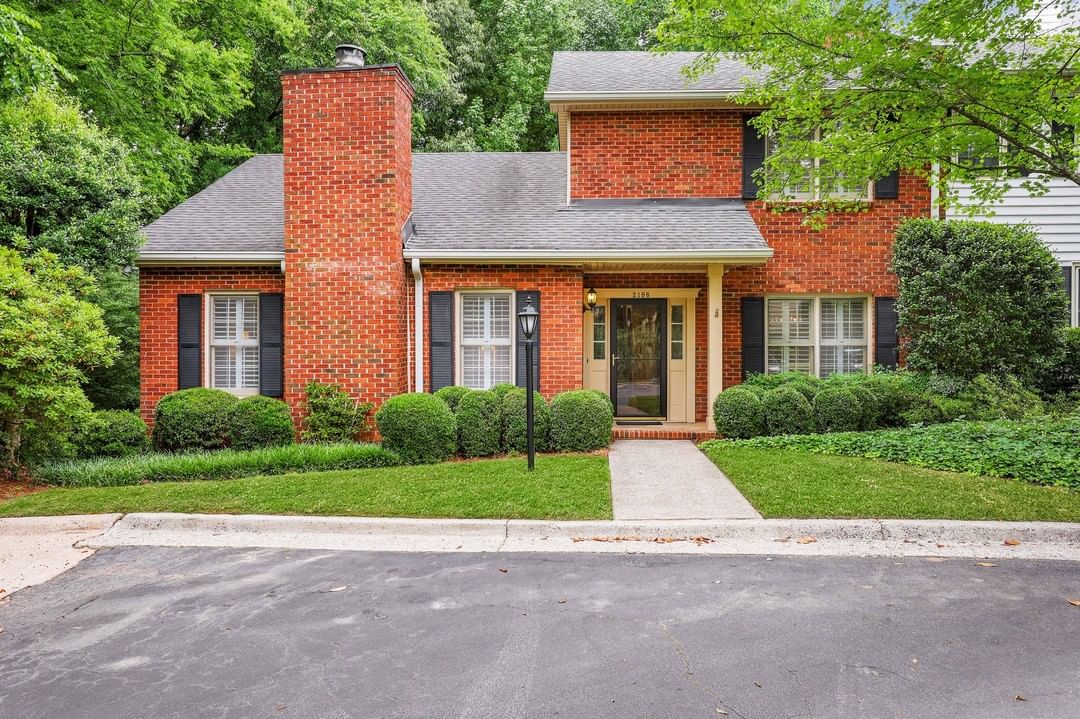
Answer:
[544,89,742,103]
[402,248,774,264]
[137,251,286,267]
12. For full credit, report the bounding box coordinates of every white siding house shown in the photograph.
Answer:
[947,178,1080,326]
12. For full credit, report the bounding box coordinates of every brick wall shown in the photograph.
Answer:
[570,109,742,200]
[418,265,584,397]
[138,267,285,425]
[282,65,414,428]
[582,273,709,422]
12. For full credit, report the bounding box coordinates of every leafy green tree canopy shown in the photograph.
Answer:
[0,248,118,470]
[0,90,144,274]
[658,0,1080,209]
[0,3,66,98]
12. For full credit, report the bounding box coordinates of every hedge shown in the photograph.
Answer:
[433,385,471,412]
[35,443,401,487]
[70,410,149,458]
[375,392,457,464]
[152,388,238,452]
[229,396,294,450]
[501,389,551,453]
[713,387,765,439]
[762,386,815,435]
[812,387,863,432]
[550,390,613,452]
[456,389,503,457]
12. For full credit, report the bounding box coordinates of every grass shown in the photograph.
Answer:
[0,454,612,520]
[702,445,1080,522]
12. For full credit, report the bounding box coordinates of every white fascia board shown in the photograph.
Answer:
[136,251,285,267]
[543,89,741,103]
[402,248,773,263]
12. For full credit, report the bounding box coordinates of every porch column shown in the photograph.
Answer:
[706,263,724,431]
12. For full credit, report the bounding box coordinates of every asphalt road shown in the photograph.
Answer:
[1,547,1078,719]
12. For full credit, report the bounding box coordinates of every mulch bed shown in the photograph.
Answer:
[0,471,46,502]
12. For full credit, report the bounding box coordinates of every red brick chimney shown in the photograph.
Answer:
[281,46,414,423]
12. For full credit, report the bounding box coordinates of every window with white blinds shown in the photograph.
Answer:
[459,292,513,389]
[766,297,869,378]
[209,295,259,394]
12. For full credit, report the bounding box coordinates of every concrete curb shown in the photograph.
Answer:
[80,513,1080,561]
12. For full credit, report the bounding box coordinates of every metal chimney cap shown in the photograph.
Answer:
[335,44,366,68]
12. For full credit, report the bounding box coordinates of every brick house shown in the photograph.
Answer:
[138,49,931,434]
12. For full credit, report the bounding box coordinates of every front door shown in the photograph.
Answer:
[610,298,667,418]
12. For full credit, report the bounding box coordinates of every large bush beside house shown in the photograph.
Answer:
[433,385,470,412]
[1041,327,1080,397]
[375,393,457,464]
[229,396,294,450]
[891,220,1069,381]
[762,386,815,435]
[71,410,149,458]
[550,390,613,452]
[501,389,551,453]
[713,387,766,439]
[301,382,372,443]
[456,389,503,457]
[152,388,238,452]
[812,387,863,432]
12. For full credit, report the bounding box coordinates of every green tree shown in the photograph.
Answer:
[0,90,144,274]
[658,0,1080,211]
[0,3,66,98]
[83,269,140,410]
[0,248,118,471]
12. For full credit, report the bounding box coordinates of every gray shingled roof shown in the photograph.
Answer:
[140,152,770,260]
[141,154,283,254]
[546,51,765,95]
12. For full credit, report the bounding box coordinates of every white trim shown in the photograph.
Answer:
[404,248,773,263]
[544,89,742,103]
[565,112,572,205]
[453,289,516,389]
[138,252,284,267]
[204,292,261,396]
[764,294,872,378]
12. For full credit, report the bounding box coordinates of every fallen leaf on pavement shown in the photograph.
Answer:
[796,535,817,544]
[925,557,948,562]
[1014,695,1026,702]
[975,562,997,567]
[557,599,566,604]
[936,544,946,548]
[498,568,508,573]
[774,537,790,543]
[1067,599,1080,607]
[1003,538,1022,546]
[327,586,346,592]
[716,709,729,715]
[753,681,762,688]
[276,703,287,711]
[0,626,4,634]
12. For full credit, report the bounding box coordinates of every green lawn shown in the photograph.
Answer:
[0,454,612,520]
[702,445,1080,522]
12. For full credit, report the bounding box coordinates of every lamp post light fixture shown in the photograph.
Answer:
[583,287,598,313]
[517,298,540,470]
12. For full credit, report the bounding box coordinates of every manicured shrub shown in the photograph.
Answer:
[1040,327,1080,396]
[488,383,519,400]
[892,219,1069,381]
[152,388,238,452]
[229,396,294,450]
[456,389,503,457]
[736,383,769,399]
[762,386,815,435]
[846,385,879,429]
[501,388,552,453]
[35,442,401,487]
[301,383,372,443]
[71,410,149,458]
[713,387,766,439]
[788,380,820,402]
[433,385,470,412]
[812,387,863,433]
[960,374,1043,420]
[744,371,826,395]
[375,392,457,464]
[550,389,613,452]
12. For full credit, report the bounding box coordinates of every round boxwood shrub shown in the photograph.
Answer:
[762,386,815,436]
[375,393,457,464]
[788,380,820,402]
[456,389,503,457]
[501,388,551,453]
[713,387,766,439]
[72,410,149,458]
[488,383,519,400]
[736,383,769,399]
[152,388,239,451]
[550,389,613,452]
[433,385,470,413]
[229,396,295,450]
[812,387,863,433]
[846,385,879,429]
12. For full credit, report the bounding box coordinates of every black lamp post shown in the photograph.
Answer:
[517,298,539,470]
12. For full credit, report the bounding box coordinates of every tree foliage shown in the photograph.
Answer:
[0,249,118,471]
[0,3,66,98]
[658,0,1080,211]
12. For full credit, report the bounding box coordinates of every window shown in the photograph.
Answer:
[767,128,869,201]
[460,292,513,389]
[592,305,606,360]
[670,305,684,360]
[766,297,869,378]
[209,295,259,394]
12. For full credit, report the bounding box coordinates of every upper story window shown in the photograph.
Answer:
[459,292,513,389]
[766,296,868,378]
[767,129,870,201]
[209,294,259,394]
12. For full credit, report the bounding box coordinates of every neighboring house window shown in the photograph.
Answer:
[766,297,869,378]
[767,129,869,200]
[459,292,513,389]
[209,294,259,394]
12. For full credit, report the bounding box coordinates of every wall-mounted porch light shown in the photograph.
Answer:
[583,287,598,313]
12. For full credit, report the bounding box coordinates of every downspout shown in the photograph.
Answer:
[411,258,424,393]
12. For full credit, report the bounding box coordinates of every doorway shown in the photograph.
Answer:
[610,298,667,418]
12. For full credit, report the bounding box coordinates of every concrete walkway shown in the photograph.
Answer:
[608,439,760,520]
[0,515,120,595]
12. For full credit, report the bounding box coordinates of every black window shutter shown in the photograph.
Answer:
[515,290,540,391]
[742,114,766,199]
[429,291,454,392]
[177,294,202,389]
[740,297,765,378]
[259,293,284,397]
[1064,265,1074,326]
[874,170,900,199]
[874,297,899,369]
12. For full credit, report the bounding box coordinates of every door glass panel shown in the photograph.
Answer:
[613,300,663,417]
